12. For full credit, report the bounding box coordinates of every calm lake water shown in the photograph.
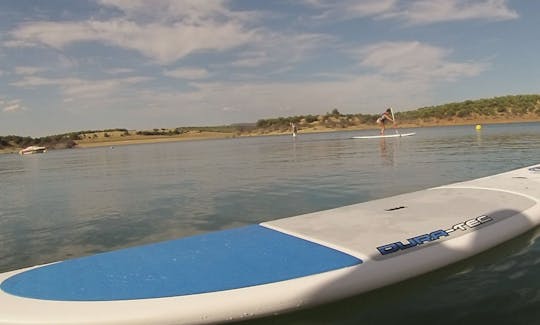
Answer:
[1,122,540,324]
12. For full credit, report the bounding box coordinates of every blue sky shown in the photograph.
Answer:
[1,0,539,137]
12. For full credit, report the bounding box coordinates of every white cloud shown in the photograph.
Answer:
[133,74,430,125]
[132,41,488,123]
[386,0,519,25]
[5,0,334,70]
[222,106,240,112]
[61,77,150,99]
[10,19,254,65]
[357,41,487,81]
[305,0,397,20]
[7,0,259,65]
[98,0,258,24]
[163,68,209,80]
[11,76,151,100]
[303,0,518,24]
[15,66,46,75]
[230,31,336,71]
[6,41,484,122]
[10,76,67,87]
[2,99,26,112]
[106,68,134,75]
[0,0,506,131]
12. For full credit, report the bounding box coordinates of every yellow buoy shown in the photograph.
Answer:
[475,124,482,131]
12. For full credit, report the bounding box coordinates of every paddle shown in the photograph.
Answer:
[390,108,400,135]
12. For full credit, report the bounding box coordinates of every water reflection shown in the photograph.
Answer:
[243,227,540,325]
[475,126,483,146]
[379,138,394,166]
[1,123,540,324]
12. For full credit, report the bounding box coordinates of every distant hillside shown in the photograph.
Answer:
[398,94,540,122]
[254,94,540,133]
[1,94,539,153]
[0,128,127,153]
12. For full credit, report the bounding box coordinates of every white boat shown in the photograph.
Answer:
[18,146,47,155]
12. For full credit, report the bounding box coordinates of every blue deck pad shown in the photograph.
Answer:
[1,225,361,301]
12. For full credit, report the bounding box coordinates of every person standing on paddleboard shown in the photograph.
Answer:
[291,122,298,137]
[376,108,396,135]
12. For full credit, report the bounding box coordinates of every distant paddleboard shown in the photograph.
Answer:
[351,132,415,139]
[1,163,540,324]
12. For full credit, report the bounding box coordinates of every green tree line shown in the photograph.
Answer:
[396,94,540,121]
[2,94,539,151]
[0,129,129,150]
[256,94,540,130]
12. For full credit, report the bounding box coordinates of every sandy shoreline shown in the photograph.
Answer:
[74,131,240,148]
[75,117,540,148]
[2,118,539,154]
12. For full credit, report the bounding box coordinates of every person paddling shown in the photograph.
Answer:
[291,122,298,137]
[376,108,396,135]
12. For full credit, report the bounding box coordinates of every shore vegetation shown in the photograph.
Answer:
[1,94,539,153]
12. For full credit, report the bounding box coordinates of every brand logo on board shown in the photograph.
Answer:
[376,215,493,256]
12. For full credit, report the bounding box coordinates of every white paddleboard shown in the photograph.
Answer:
[1,163,540,324]
[352,132,416,139]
